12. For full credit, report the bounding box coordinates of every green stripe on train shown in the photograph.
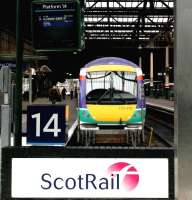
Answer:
[79,108,146,124]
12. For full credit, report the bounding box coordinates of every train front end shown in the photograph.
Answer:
[78,57,146,132]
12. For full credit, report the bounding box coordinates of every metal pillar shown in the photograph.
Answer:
[165,46,170,99]
[15,0,23,146]
[138,45,142,68]
[29,70,32,104]
[139,56,142,68]
[176,1,192,199]
[150,51,154,96]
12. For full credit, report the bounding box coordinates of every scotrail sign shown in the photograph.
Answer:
[11,158,169,198]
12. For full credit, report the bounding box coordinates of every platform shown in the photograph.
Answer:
[146,97,174,112]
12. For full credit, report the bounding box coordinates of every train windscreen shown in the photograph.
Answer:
[86,71,137,104]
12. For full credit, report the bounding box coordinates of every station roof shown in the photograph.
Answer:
[0,0,174,48]
[84,0,174,47]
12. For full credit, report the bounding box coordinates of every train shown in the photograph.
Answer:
[78,57,146,145]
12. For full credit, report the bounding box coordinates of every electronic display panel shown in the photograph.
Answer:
[31,0,82,51]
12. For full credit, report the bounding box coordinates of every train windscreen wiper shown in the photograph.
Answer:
[96,88,111,104]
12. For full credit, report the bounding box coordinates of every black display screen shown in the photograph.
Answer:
[32,1,78,50]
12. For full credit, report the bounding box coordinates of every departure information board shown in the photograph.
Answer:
[31,0,84,52]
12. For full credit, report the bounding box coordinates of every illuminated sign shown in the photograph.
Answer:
[0,62,16,68]
[12,158,169,198]
[31,0,84,52]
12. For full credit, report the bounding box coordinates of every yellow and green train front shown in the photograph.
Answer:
[79,64,146,128]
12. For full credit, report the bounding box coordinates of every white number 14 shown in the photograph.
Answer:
[31,113,61,137]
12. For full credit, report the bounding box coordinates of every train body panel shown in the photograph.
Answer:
[86,64,136,72]
[79,107,146,125]
[87,104,136,122]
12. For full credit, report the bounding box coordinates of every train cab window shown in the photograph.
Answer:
[86,71,137,104]
[86,88,107,102]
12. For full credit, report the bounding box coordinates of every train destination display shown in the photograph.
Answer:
[31,0,83,51]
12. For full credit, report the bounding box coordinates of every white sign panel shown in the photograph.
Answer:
[12,158,169,198]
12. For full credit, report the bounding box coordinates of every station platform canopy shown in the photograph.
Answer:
[84,0,174,47]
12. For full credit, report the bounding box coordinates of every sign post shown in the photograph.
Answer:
[15,0,23,146]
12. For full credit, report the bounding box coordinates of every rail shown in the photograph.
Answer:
[145,104,174,147]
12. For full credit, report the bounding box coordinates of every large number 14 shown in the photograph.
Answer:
[32,113,61,137]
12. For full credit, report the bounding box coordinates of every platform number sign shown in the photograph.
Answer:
[27,105,67,145]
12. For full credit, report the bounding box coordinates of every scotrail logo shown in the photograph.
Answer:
[107,162,139,191]
[41,162,139,192]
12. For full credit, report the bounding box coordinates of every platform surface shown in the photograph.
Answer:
[146,97,174,112]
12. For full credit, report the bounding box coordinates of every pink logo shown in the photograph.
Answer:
[107,162,139,191]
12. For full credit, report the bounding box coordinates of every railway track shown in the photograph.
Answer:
[145,105,174,147]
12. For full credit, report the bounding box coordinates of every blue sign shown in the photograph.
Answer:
[0,61,28,71]
[27,105,67,145]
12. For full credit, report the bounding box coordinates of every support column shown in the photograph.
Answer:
[15,0,23,146]
[150,51,154,96]
[177,1,192,199]
[138,45,142,68]
[165,46,170,99]
[139,56,142,68]
[29,68,32,104]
